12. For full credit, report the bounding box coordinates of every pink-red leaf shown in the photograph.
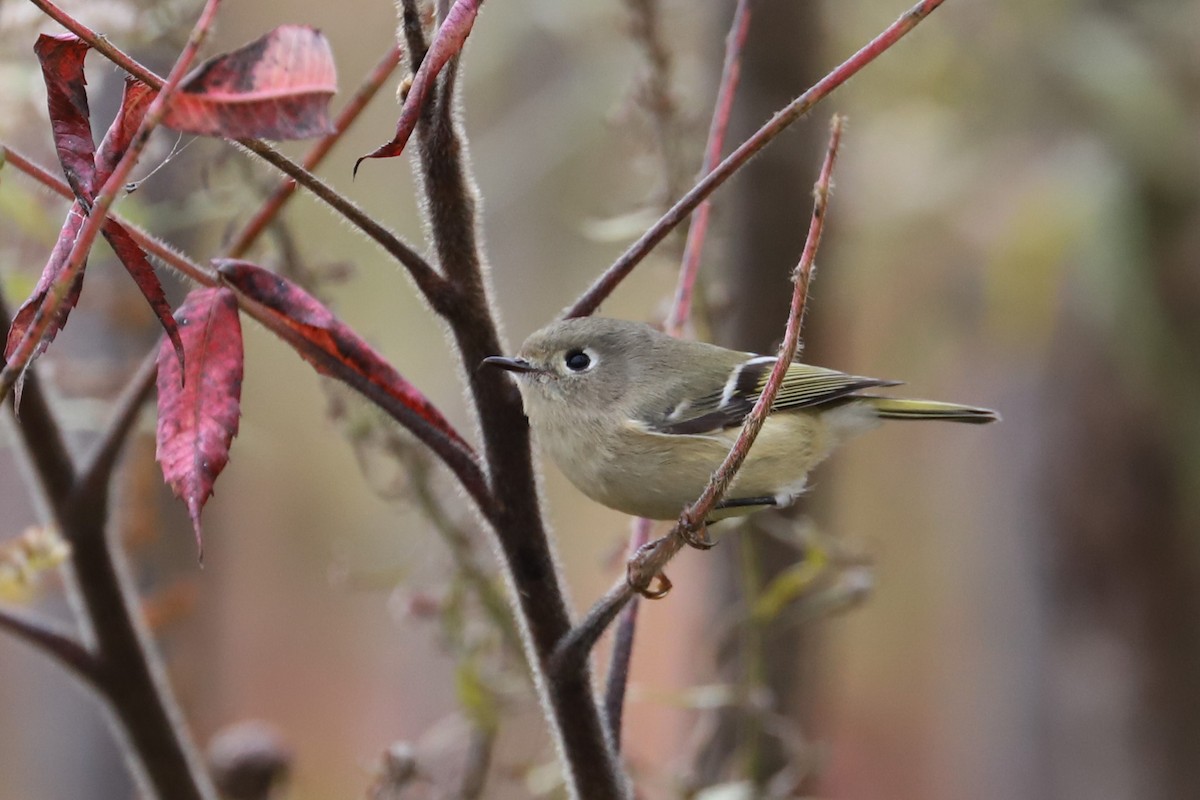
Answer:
[216,260,471,453]
[34,34,95,200]
[4,205,88,362]
[4,74,174,368]
[155,288,244,556]
[95,78,154,181]
[163,25,337,140]
[101,220,184,368]
[354,0,481,174]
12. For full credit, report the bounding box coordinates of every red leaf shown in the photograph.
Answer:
[95,78,154,181]
[4,74,172,367]
[216,260,471,453]
[4,205,88,362]
[7,35,96,363]
[163,25,337,140]
[155,288,244,556]
[355,0,481,174]
[101,220,184,368]
[34,34,95,200]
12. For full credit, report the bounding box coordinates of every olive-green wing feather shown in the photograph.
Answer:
[653,358,898,435]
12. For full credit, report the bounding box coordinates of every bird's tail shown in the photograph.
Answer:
[863,397,999,424]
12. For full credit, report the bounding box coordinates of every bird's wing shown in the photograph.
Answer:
[651,359,899,436]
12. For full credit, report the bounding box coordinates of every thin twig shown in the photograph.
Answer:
[75,346,160,502]
[603,4,754,746]
[454,725,497,800]
[0,607,101,686]
[603,516,654,749]
[0,0,222,404]
[0,146,217,285]
[225,42,405,259]
[664,0,753,337]
[564,0,944,319]
[624,0,684,205]
[553,116,846,677]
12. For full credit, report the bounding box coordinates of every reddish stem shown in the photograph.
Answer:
[565,0,944,319]
[554,115,846,677]
[226,42,405,258]
[0,0,223,404]
[665,0,752,337]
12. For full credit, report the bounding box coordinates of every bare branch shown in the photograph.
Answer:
[665,0,753,337]
[564,0,944,319]
[0,607,100,686]
[226,42,406,259]
[603,516,654,750]
[75,347,159,503]
[554,115,846,677]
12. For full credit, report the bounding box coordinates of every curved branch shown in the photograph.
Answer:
[0,607,100,686]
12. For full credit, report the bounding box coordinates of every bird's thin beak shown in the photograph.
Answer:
[481,355,538,374]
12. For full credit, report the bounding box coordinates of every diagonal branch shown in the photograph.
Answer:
[553,116,846,678]
[604,2,754,748]
[0,606,100,686]
[664,0,752,336]
[564,0,944,319]
[225,42,405,259]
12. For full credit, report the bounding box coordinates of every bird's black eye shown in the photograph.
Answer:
[564,349,591,372]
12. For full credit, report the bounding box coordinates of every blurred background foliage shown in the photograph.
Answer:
[2,0,1199,798]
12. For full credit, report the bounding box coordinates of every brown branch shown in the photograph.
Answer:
[564,0,944,319]
[225,42,405,259]
[0,607,100,686]
[603,516,654,750]
[400,1,629,793]
[553,116,846,678]
[624,0,685,205]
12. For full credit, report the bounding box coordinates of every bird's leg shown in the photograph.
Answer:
[677,507,717,550]
[679,522,715,550]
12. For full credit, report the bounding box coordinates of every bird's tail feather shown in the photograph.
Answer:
[863,397,999,424]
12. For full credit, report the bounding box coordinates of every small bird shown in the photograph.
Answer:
[483,317,997,522]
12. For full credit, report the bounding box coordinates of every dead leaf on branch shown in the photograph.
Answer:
[156,288,244,557]
[163,25,338,140]
[216,259,472,455]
